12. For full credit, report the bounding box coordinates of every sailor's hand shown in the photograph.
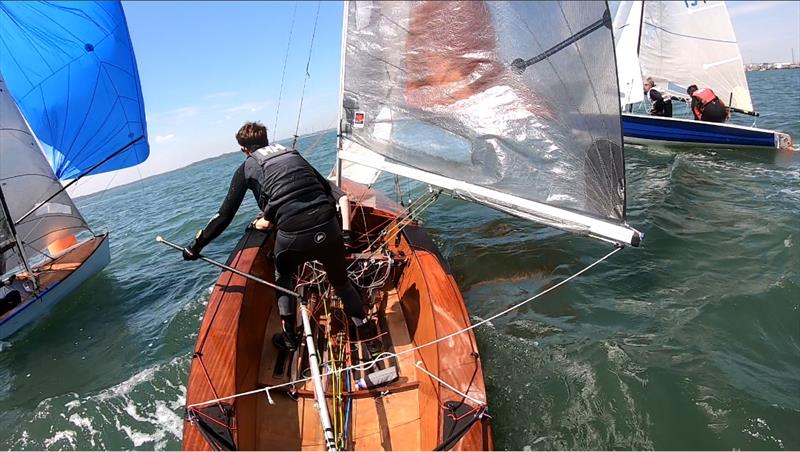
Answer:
[182,245,201,261]
[253,218,271,231]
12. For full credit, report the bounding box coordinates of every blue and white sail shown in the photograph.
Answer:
[337,1,641,246]
[0,1,149,181]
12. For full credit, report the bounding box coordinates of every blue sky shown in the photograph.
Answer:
[726,1,800,64]
[70,0,800,196]
[72,1,344,196]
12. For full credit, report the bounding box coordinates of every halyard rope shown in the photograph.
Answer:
[292,1,322,150]
[187,245,623,408]
[272,1,298,141]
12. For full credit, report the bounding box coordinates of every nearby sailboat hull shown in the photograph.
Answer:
[183,181,492,451]
[622,113,791,150]
[0,234,110,340]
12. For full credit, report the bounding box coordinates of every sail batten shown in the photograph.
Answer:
[339,1,639,245]
[340,140,640,246]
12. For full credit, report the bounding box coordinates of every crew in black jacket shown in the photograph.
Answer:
[183,122,379,352]
[643,77,673,117]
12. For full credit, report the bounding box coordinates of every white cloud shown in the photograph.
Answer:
[154,134,175,143]
[224,102,267,114]
[149,106,200,121]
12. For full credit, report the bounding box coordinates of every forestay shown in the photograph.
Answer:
[0,77,90,268]
[338,1,641,245]
[637,1,754,112]
[0,1,149,181]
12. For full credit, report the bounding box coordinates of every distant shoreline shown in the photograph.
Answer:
[73,128,336,202]
[745,66,800,72]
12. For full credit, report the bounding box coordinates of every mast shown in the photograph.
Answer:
[334,0,350,188]
[300,303,337,451]
[0,186,37,289]
[635,0,644,114]
[637,0,645,56]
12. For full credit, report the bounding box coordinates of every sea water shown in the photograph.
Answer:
[0,69,797,450]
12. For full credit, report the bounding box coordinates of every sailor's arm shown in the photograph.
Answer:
[184,164,248,260]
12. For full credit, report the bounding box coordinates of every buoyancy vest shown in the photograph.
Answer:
[692,88,718,106]
[248,144,335,230]
[691,88,722,120]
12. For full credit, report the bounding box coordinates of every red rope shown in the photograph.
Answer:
[188,406,238,431]
[193,352,229,417]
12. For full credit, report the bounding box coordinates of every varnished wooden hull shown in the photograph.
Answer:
[183,182,492,451]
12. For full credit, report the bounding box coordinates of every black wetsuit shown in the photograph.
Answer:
[0,277,24,316]
[648,88,673,117]
[191,146,365,321]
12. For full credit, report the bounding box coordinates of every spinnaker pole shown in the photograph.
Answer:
[155,236,300,298]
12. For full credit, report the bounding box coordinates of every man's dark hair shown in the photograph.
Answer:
[236,121,269,151]
[687,84,698,95]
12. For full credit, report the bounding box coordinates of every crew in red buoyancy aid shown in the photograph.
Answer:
[687,85,729,123]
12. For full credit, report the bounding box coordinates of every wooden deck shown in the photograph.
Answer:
[255,287,426,450]
[183,182,492,451]
[34,236,105,289]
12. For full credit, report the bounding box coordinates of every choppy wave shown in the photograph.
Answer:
[3,356,187,450]
[0,70,798,450]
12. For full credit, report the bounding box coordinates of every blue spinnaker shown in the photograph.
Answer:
[0,1,149,180]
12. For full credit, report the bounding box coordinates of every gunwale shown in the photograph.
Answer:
[182,181,492,451]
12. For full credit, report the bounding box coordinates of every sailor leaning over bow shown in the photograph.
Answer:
[182,121,381,353]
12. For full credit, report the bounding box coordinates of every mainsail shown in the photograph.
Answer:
[0,1,149,181]
[337,1,641,246]
[636,1,754,112]
[0,76,91,269]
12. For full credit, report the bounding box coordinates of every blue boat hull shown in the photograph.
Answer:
[622,113,788,150]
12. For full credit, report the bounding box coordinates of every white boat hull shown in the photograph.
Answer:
[0,234,110,340]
